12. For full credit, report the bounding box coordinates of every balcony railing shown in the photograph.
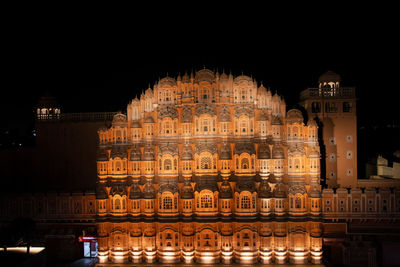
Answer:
[37,112,118,122]
[300,87,355,100]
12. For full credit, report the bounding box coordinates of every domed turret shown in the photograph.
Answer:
[219,179,233,199]
[144,116,155,123]
[272,145,284,159]
[308,148,320,158]
[143,181,155,199]
[258,143,271,159]
[129,181,142,199]
[308,185,321,198]
[258,179,272,198]
[318,70,341,83]
[273,182,286,198]
[130,121,141,128]
[112,113,127,127]
[96,183,108,199]
[130,146,142,161]
[220,143,232,160]
[271,116,282,125]
[181,144,193,160]
[286,109,304,124]
[97,149,109,161]
[143,145,155,161]
[181,178,194,199]
[36,94,61,120]
[110,145,128,159]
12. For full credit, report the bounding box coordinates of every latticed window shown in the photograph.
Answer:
[201,156,211,169]
[240,120,247,132]
[164,121,171,134]
[201,194,213,208]
[115,198,121,210]
[295,196,302,209]
[163,196,173,209]
[164,159,172,170]
[241,196,250,209]
[241,158,249,169]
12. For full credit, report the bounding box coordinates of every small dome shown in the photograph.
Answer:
[235,178,256,193]
[219,143,232,160]
[98,126,107,132]
[258,179,272,198]
[195,68,215,83]
[286,109,303,123]
[110,146,128,159]
[97,149,108,161]
[308,185,321,198]
[258,84,267,93]
[130,121,141,128]
[219,179,233,199]
[273,182,286,198]
[181,181,194,199]
[130,146,142,161]
[272,145,284,159]
[220,72,228,80]
[143,182,155,199]
[308,148,320,158]
[318,71,341,83]
[144,116,155,123]
[258,143,271,159]
[288,185,307,195]
[181,145,193,160]
[308,119,318,127]
[110,183,127,196]
[234,142,255,155]
[159,76,177,87]
[288,144,306,156]
[158,183,179,194]
[112,113,127,126]
[129,182,142,199]
[219,106,231,122]
[182,72,190,82]
[271,116,282,125]
[257,112,269,121]
[194,178,218,192]
[36,95,60,109]
[233,75,253,85]
[142,145,155,161]
[96,183,108,199]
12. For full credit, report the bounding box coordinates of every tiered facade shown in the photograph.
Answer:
[95,69,323,265]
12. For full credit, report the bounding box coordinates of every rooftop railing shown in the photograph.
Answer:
[37,112,118,122]
[300,87,356,100]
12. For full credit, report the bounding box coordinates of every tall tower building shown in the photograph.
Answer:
[299,71,357,188]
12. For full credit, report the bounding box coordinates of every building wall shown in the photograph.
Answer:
[299,78,358,187]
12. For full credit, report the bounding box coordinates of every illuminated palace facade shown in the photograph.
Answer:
[95,69,324,265]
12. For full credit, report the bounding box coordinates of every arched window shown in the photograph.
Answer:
[164,159,172,170]
[201,156,212,169]
[295,196,301,209]
[241,196,250,209]
[115,198,121,210]
[116,161,121,171]
[241,88,247,100]
[201,194,213,208]
[241,158,249,169]
[163,196,173,209]
[164,121,171,134]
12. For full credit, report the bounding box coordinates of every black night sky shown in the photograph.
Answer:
[1,7,400,176]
